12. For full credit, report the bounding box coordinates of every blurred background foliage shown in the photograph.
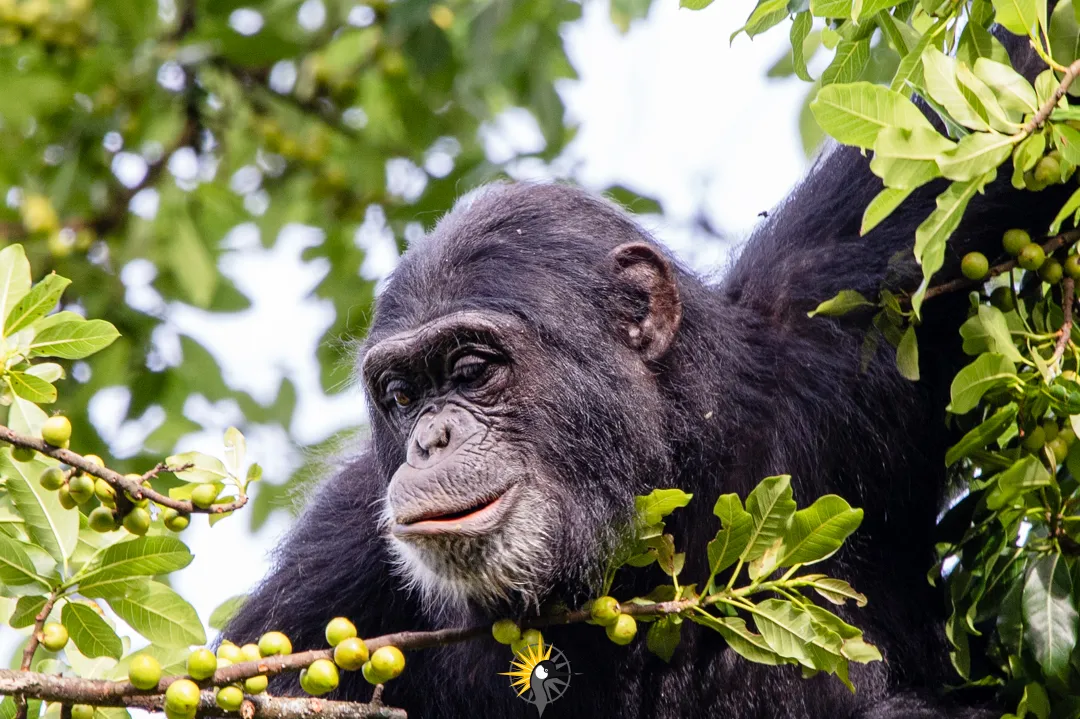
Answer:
[0,0,677,529]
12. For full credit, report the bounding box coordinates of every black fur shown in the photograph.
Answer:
[224,55,1077,719]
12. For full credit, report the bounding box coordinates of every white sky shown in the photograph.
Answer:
[4,0,815,665]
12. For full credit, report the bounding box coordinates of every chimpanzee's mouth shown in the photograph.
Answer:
[392,484,519,538]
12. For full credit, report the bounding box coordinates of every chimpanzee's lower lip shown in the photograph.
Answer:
[392,485,519,538]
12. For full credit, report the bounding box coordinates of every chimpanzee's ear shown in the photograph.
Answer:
[608,242,682,362]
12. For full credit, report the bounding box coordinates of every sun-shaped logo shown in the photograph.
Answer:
[499,636,572,717]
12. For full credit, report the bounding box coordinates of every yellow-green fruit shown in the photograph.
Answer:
[82,454,104,469]
[164,678,200,715]
[989,285,1015,312]
[300,658,340,695]
[123,507,151,535]
[1040,258,1064,284]
[259,631,293,657]
[333,637,369,670]
[362,660,388,685]
[216,642,243,663]
[1035,156,1062,185]
[1066,255,1080,280]
[129,653,162,690]
[163,509,190,532]
[40,622,68,651]
[71,705,94,719]
[39,466,65,490]
[1049,437,1070,463]
[1003,228,1032,255]
[41,415,71,446]
[68,474,94,504]
[325,617,357,647]
[12,446,35,462]
[21,194,59,234]
[1023,426,1046,452]
[216,686,244,712]
[1060,427,1076,445]
[187,648,217,681]
[58,484,77,509]
[960,252,989,281]
[94,478,116,506]
[1043,420,1060,442]
[191,483,220,509]
[369,646,405,681]
[605,614,637,646]
[88,506,117,533]
[164,706,195,719]
[590,596,621,626]
[244,674,268,694]
[240,643,261,662]
[1018,243,1046,271]
[491,619,521,645]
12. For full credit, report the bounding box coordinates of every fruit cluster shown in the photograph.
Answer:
[489,595,639,656]
[961,229,1080,287]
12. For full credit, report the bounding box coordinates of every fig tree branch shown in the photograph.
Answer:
[1052,277,1075,365]
[0,425,246,514]
[1025,58,1080,133]
[13,591,60,719]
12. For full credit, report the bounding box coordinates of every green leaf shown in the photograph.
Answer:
[4,274,70,336]
[62,601,122,660]
[948,353,1016,415]
[957,22,1010,69]
[77,537,194,589]
[896,324,920,381]
[1050,0,1080,65]
[28,319,120,359]
[0,453,78,563]
[752,598,817,666]
[7,390,47,437]
[690,612,790,665]
[1052,123,1080,166]
[76,577,150,601]
[209,594,248,630]
[976,305,1026,364]
[707,494,753,580]
[986,455,1053,510]
[104,581,206,647]
[972,58,1038,114]
[223,427,246,476]
[937,132,1017,181]
[1013,132,1047,189]
[680,0,715,7]
[1050,186,1080,234]
[807,289,873,317]
[868,154,941,190]
[165,451,230,485]
[921,48,990,131]
[168,211,217,308]
[634,488,693,527]
[820,39,870,86]
[1022,555,1078,679]
[0,244,32,336]
[992,0,1040,36]
[805,576,869,606]
[742,475,797,562]
[9,595,47,628]
[0,533,48,588]
[810,0,853,16]
[810,81,934,149]
[861,187,913,234]
[945,403,1018,465]
[777,495,864,566]
[7,371,56,404]
[646,615,682,662]
[912,172,996,316]
[790,12,813,82]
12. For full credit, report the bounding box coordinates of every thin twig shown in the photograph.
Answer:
[1053,278,1075,365]
[0,425,246,515]
[14,592,60,719]
[1025,58,1080,133]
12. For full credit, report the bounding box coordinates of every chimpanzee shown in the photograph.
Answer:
[223,41,1074,719]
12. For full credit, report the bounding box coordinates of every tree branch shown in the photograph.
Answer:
[14,591,60,719]
[1025,58,1080,133]
[0,425,246,514]
[1053,278,1075,365]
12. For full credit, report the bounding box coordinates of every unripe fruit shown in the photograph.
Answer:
[990,285,1015,311]
[369,646,405,681]
[187,648,217,680]
[21,194,60,234]
[164,706,195,719]
[1066,255,1080,280]
[1049,436,1069,463]
[88,506,117,533]
[1060,427,1076,445]
[491,619,521,645]
[590,596,621,626]
[58,484,76,509]
[301,658,340,695]
[41,622,68,651]
[1040,258,1064,284]
[191,483,220,509]
[1003,228,1032,255]
[41,416,71,446]
[1035,156,1062,185]
[216,642,243,663]
[123,507,151,536]
[12,446,35,462]
[94,478,116,506]
[82,454,103,469]
[1023,426,1046,452]
[605,613,637,645]
[129,653,162,690]
[68,474,94,504]
[333,637,369,670]
[240,643,261,662]
[71,705,94,719]
[164,678,200,715]
[362,660,389,685]
[960,252,989,281]
[1043,420,1060,442]
[1018,243,1046,271]
[259,631,293,657]
[216,686,244,712]
[325,617,357,647]
[163,509,190,532]
[244,674,268,694]
[39,467,65,490]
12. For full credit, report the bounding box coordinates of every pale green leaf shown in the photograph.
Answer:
[0,244,32,337]
[752,598,817,666]
[957,22,1011,69]
[805,576,869,606]
[4,274,70,336]
[1052,123,1080,166]
[9,594,47,628]
[208,594,247,630]
[972,58,1038,114]
[807,289,873,317]
[0,533,48,588]
[921,48,991,131]
[742,475,797,562]
[28,319,120,359]
[896,324,920,381]
[1050,186,1080,234]
[976,305,1026,364]
[635,488,693,527]
[165,451,229,485]
[778,495,863,566]
[937,131,1016,181]
[0,453,78,563]
[948,352,1016,414]
[992,0,1040,36]
[1049,0,1080,63]
[862,187,913,234]
[820,39,870,86]
[62,601,122,660]
[77,537,194,589]
[7,372,56,404]
[707,494,753,580]
[790,12,813,82]
[690,613,790,665]
[104,581,206,647]
[810,81,934,149]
